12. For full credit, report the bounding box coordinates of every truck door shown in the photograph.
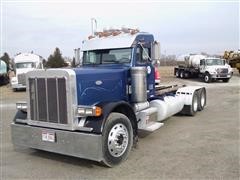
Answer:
[135,44,155,98]
[200,59,205,73]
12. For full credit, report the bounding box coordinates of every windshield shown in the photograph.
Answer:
[205,59,225,66]
[16,62,35,69]
[83,48,132,65]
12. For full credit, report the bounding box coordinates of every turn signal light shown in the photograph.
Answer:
[95,106,102,117]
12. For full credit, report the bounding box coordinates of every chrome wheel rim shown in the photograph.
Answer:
[108,123,129,157]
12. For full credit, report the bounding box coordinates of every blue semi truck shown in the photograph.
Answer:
[11,29,207,167]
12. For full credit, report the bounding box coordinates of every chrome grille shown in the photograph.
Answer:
[29,77,68,124]
[218,68,228,74]
[18,73,26,85]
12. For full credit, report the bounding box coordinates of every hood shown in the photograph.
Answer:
[205,64,232,73]
[74,67,130,105]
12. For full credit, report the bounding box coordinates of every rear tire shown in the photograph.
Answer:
[187,91,198,116]
[180,71,184,78]
[175,70,180,78]
[102,113,133,167]
[184,71,189,78]
[197,88,206,111]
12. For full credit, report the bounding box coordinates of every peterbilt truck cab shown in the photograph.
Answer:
[12,29,207,167]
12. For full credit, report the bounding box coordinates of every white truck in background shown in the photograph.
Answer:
[11,53,44,91]
[174,54,233,83]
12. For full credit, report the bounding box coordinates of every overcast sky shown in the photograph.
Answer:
[1,1,239,59]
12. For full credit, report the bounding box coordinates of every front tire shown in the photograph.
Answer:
[204,73,211,83]
[102,113,133,167]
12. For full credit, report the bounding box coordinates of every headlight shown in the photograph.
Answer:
[16,101,27,112]
[76,106,102,117]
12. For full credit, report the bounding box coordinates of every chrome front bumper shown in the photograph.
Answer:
[11,123,103,162]
[11,83,26,89]
[211,73,232,79]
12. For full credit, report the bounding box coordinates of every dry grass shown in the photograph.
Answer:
[158,66,175,77]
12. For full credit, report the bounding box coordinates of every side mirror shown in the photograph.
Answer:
[74,48,81,66]
[151,41,161,66]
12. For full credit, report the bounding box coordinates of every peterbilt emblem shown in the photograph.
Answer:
[95,80,103,85]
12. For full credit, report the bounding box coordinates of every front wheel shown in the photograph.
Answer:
[102,113,133,167]
[204,73,211,83]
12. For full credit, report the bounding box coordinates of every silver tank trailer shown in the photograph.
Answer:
[131,67,147,103]
[184,54,206,68]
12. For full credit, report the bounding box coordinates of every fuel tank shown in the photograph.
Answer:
[74,67,129,105]
[149,95,185,121]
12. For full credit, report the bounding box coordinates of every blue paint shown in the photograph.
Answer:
[75,33,156,106]
[74,67,129,105]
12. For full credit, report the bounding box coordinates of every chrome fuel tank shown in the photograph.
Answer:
[131,67,147,103]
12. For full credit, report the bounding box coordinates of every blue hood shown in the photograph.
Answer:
[74,67,129,105]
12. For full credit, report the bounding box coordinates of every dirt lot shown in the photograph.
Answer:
[0,67,239,179]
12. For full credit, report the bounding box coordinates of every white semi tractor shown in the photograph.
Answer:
[11,53,44,90]
[174,54,233,83]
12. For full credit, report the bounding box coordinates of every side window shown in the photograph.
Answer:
[136,47,141,63]
[84,52,100,64]
[136,46,150,64]
[200,59,205,66]
[142,48,150,62]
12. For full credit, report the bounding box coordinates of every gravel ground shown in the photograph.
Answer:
[0,71,239,180]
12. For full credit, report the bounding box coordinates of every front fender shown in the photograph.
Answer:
[84,101,137,135]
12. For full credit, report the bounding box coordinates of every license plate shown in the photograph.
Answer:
[42,130,56,142]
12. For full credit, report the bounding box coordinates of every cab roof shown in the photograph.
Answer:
[14,53,42,63]
[81,32,153,51]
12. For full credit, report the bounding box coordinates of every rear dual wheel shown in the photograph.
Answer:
[180,71,184,78]
[187,88,206,116]
[187,91,198,116]
[175,70,180,78]
[197,88,206,111]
